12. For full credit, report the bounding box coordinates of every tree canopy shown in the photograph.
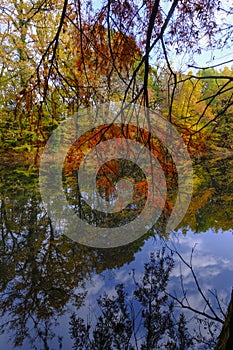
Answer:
[0,0,233,157]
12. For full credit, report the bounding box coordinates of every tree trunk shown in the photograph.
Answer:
[215,289,233,350]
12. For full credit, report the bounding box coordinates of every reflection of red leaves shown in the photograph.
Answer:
[63,123,177,215]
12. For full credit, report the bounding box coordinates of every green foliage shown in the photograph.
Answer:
[0,0,232,159]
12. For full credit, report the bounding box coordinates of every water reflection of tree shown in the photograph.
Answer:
[0,180,86,348]
[69,247,225,350]
[180,157,233,232]
[0,163,231,349]
[0,164,150,348]
[70,250,193,350]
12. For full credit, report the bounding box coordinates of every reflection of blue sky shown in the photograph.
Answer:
[82,227,233,299]
[168,229,233,317]
[74,227,233,343]
[1,228,233,349]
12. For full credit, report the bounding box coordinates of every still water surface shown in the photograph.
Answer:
[0,155,232,349]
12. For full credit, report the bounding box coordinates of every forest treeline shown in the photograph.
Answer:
[0,0,232,160]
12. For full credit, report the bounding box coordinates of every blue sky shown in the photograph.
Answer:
[172,46,233,73]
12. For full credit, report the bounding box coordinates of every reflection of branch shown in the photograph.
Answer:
[209,289,226,318]
[167,243,225,324]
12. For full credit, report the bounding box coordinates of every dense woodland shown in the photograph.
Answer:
[0,0,232,161]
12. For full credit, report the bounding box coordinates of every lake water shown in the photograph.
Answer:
[0,154,232,349]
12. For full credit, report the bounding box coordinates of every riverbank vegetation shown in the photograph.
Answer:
[0,0,232,162]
